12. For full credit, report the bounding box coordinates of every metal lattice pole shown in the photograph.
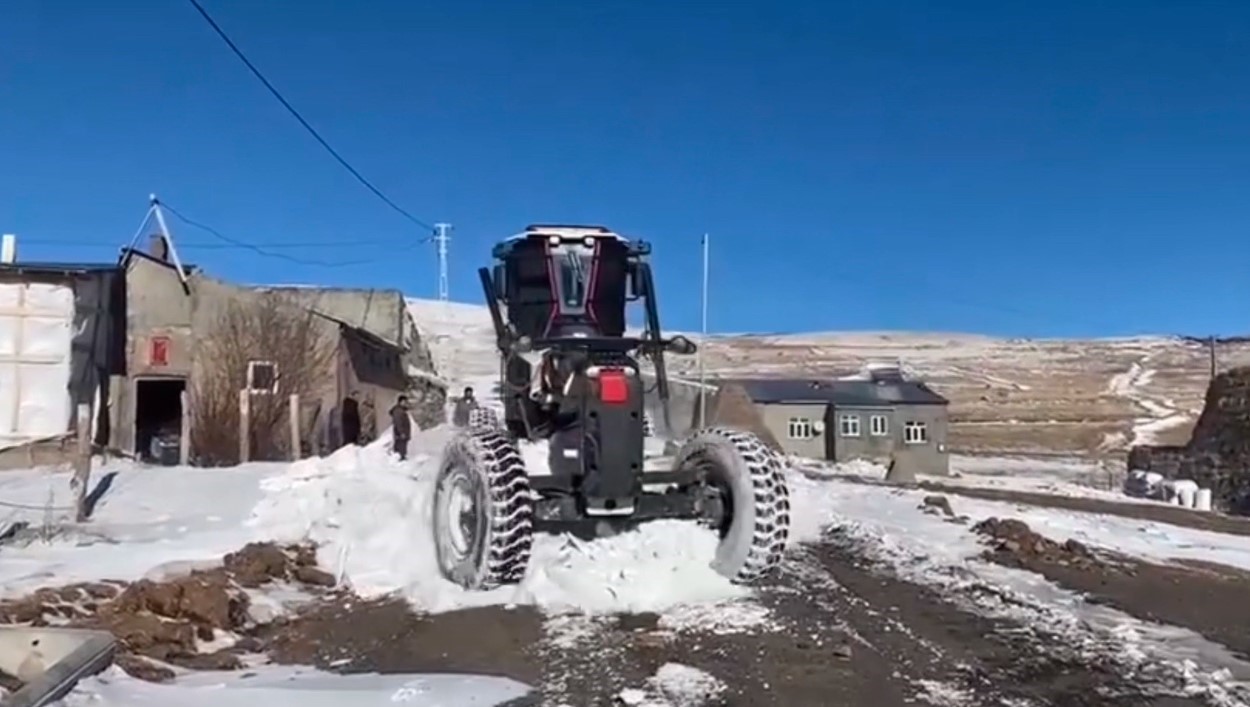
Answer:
[434,223,452,301]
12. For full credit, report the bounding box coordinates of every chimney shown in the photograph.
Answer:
[1,234,15,264]
[149,234,169,262]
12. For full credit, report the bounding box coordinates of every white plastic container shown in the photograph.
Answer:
[1173,480,1199,508]
[1195,488,1213,512]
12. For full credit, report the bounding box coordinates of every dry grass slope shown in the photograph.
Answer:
[668,333,1250,457]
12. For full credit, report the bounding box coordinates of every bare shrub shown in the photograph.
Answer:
[190,294,334,465]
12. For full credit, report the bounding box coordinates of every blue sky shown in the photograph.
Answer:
[2,1,1248,337]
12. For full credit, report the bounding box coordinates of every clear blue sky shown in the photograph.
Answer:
[2,1,1248,337]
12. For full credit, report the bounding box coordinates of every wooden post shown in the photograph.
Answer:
[238,389,250,464]
[179,389,191,466]
[288,393,301,461]
[73,403,92,522]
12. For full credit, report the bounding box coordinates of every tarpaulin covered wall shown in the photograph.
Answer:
[0,265,124,451]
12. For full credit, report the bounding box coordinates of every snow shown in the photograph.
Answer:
[2,297,1245,703]
[248,427,750,617]
[57,665,532,707]
[1107,355,1191,446]
[617,663,727,707]
[0,460,277,596]
[789,470,1250,696]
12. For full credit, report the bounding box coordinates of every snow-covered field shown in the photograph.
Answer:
[7,428,1249,704]
[2,298,1249,705]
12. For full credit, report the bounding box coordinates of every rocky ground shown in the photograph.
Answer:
[6,485,1250,706]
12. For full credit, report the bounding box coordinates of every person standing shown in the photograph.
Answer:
[452,386,478,427]
[390,395,412,460]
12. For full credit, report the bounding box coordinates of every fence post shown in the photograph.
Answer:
[288,393,301,461]
[73,403,92,522]
[238,389,250,464]
[179,389,191,466]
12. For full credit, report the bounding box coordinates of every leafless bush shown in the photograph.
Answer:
[190,294,334,465]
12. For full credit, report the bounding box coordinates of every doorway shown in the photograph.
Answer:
[135,378,185,464]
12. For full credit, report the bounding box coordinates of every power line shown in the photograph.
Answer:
[185,0,437,235]
[159,200,382,267]
[23,238,405,250]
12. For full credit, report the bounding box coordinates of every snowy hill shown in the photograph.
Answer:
[404,298,1250,456]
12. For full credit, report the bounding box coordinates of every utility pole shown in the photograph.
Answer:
[1209,335,1217,380]
[698,233,709,428]
[433,223,452,302]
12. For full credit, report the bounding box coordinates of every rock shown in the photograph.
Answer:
[110,572,248,632]
[114,653,176,683]
[225,543,291,587]
[294,566,336,588]
[0,598,46,624]
[1130,366,1250,514]
[96,611,197,659]
[171,650,245,671]
[289,544,319,568]
[921,495,955,517]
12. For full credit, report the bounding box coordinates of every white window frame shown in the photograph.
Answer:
[904,421,928,445]
[246,360,279,394]
[787,417,814,440]
[839,414,861,438]
[870,414,889,437]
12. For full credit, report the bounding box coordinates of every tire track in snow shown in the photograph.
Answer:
[1108,353,1191,447]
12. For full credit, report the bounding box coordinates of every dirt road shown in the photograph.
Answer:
[256,526,1246,706]
[6,499,1250,705]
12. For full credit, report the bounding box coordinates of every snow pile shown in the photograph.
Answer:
[247,427,749,616]
[57,665,532,707]
[0,460,277,597]
[617,663,727,707]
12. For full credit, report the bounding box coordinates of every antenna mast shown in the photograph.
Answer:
[434,223,452,301]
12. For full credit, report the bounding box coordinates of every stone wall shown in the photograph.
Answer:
[1129,367,1250,514]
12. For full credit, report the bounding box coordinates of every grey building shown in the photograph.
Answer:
[708,369,951,476]
[0,232,445,469]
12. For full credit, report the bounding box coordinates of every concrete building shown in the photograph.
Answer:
[1,233,445,468]
[114,237,445,463]
[696,369,951,476]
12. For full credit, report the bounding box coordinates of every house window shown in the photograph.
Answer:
[870,414,889,437]
[839,414,860,437]
[787,417,814,440]
[247,360,279,394]
[904,421,928,445]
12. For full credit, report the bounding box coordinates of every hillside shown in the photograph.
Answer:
[407,299,1250,456]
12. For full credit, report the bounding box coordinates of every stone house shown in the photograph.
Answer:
[114,237,445,462]
[0,234,445,468]
[695,369,951,476]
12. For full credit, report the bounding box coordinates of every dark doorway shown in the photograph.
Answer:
[135,378,185,464]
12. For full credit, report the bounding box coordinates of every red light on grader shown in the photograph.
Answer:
[598,368,630,404]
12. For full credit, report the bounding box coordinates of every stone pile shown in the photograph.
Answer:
[1128,367,1250,515]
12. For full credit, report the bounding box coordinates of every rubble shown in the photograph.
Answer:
[0,541,340,682]
[971,517,1098,569]
[1129,366,1250,514]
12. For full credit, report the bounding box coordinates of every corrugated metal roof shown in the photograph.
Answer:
[725,377,948,407]
[0,261,120,276]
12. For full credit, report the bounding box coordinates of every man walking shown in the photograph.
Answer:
[452,386,478,427]
[390,395,412,460]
